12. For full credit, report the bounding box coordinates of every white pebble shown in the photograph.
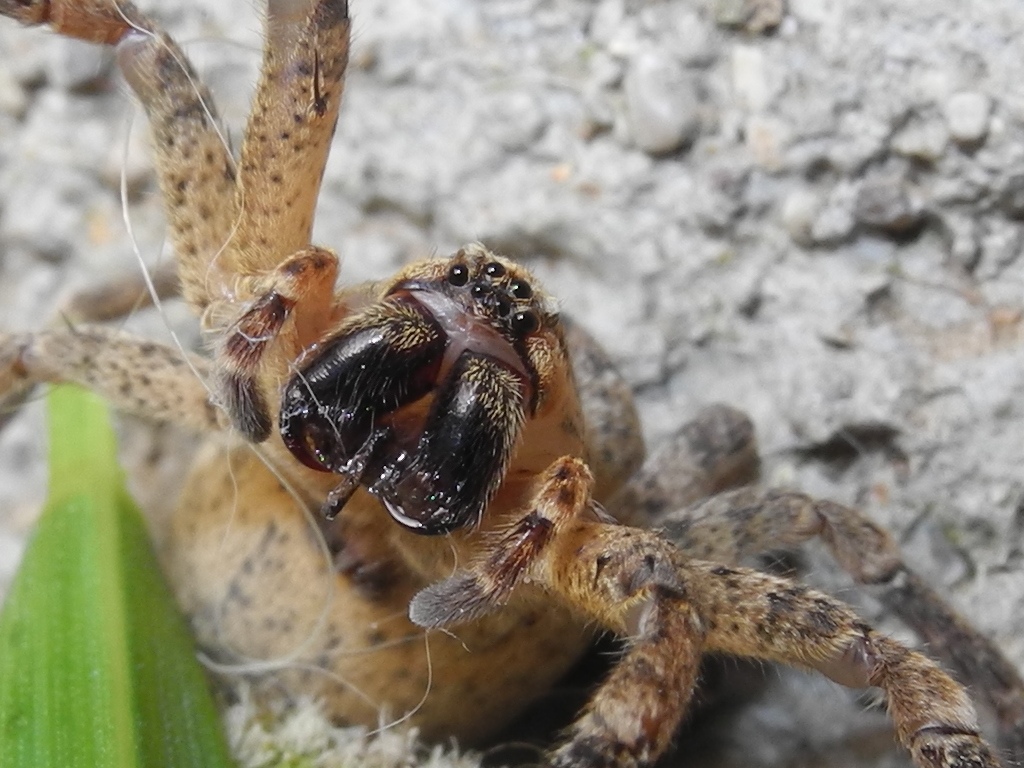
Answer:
[624,51,700,155]
[746,115,788,170]
[731,44,771,112]
[781,188,821,246]
[944,91,992,145]
[891,118,948,162]
[810,182,858,245]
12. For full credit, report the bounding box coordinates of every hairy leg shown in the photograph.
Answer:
[0,327,218,433]
[611,410,1024,758]
[215,246,339,440]
[1,0,351,312]
[655,486,1024,758]
[412,458,1003,768]
[227,0,350,276]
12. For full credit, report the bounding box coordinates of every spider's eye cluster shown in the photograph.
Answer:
[445,259,541,340]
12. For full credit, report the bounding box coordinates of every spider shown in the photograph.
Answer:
[0,1,1022,767]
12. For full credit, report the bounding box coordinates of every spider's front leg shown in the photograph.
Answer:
[0,0,352,436]
[2,0,349,308]
[412,457,1003,768]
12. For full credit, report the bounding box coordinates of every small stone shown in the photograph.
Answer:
[587,49,624,90]
[830,112,890,174]
[943,91,991,146]
[731,45,771,112]
[940,214,981,272]
[713,0,785,34]
[891,118,948,162]
[624,51,700,155]
[693,164,748,235]
[671,11,717,67]
[3,33,47,88]
[714,0,751,27]
[809,182,857,245]
[977,220,1023,278]
[781,187,821,246]
[854,178,924,236]
[931,166,991,205]
[590,0,626,47]
[694,189,743,234]
[480,91,546,152]
[745,115,788,170]
[787,0,834,24]
[0,166,91,263]
[998,172,1024,220]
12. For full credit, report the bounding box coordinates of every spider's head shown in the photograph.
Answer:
[279,245,569,535]
[387,245,560,372]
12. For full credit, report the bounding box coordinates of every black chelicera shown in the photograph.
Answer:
[279,255,541,534]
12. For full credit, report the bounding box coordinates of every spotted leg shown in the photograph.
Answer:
[630,476,1024,758]
[0,0,350,312]
[608,406,1024,760]
[0,327,218,433]
[412,457,1003,768]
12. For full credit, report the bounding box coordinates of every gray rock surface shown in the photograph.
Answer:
[1,1,1023,766]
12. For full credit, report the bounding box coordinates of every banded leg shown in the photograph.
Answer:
[689,560,1000,768]
[411,458,1003,768]
[611,409,1024,759]
[885,571,1024,761]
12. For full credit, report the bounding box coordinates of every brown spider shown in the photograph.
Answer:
[0,1,1022,767]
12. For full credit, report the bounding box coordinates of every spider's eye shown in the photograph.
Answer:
[510,309,539,336]
[509,279,533,299]
[484,261,506,278]
[448,263,469,286]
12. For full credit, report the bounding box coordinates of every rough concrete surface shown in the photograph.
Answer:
[1,0,1023,766]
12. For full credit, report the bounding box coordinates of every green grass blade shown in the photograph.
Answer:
[0,385,234,768]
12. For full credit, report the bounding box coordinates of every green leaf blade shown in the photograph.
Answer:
[0,385,234,768]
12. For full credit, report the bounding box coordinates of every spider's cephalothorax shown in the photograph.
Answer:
[280,247,559,534]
